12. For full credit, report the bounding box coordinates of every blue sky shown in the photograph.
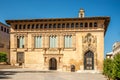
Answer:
[0,0,120,55]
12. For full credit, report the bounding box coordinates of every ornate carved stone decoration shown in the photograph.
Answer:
[82,33,97,51]
[82,33,98,68]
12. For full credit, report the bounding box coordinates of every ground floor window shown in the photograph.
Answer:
[17,52,24,66]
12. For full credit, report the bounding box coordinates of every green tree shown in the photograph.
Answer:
[103,58,113,79]
[112,53,120,80]
[0,52,7,62]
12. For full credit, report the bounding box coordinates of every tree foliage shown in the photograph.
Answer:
[104,53,120,80]
[112,53,120,80]
[103,58,113,79]
[0,52,7,62]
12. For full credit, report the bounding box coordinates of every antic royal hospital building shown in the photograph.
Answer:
[6,9,110,72]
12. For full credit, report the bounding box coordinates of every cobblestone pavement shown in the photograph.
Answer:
[0,70,107,80]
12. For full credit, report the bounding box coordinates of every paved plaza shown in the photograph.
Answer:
[0,70,107,80]
[0,64,107,80]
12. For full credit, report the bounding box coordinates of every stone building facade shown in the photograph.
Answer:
[0,22,10,62]
[113,42,120,55]
[6,9,110,72]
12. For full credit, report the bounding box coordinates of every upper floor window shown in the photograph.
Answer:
[34,36,42,48]
[64,35,72,48]
[27,24,30,29]
[40,24,43,29]
[23,25,26,29]
[53,24,56,28]
[49,24,52,28]
[80,23,83,27]
[7,29,9,33]
[49,35,57,48]
[62,23,65,28]
[44,24,47,29]
[66,23,69,28]
[32,24,34,29]
[85,23,88,27]
[1,26,3,31]
[15,25,17,29]
[4,28,6,32]
[94,22,97,27]
[58,24,61,28]
[19,25,22,29]
[89,23,92,27]
[71,23,74,28]
[17,36,24,48]
[36,24,39,29]
[76,23,79,28]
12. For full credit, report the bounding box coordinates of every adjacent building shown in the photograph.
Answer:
[106,42,120,59]
[113,42,120,55]
[106,52,113,59]
[0,22,10,62]
[6,9,110,72]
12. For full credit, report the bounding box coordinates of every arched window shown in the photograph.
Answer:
[58,23,61,28]
[80,23,83,27]
[53,24,56,28]
[85,23,88,27]
[94,22,97,27]
[62,23,65,28]
[27,24,30,29]
[75,23,79,28]
[66,23,69,28]
[32,24,34,29]
[23,25,26,29]
[89,23,92,27]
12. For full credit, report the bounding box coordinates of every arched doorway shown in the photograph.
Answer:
[49,58,57,70]
[84,51,94,70]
